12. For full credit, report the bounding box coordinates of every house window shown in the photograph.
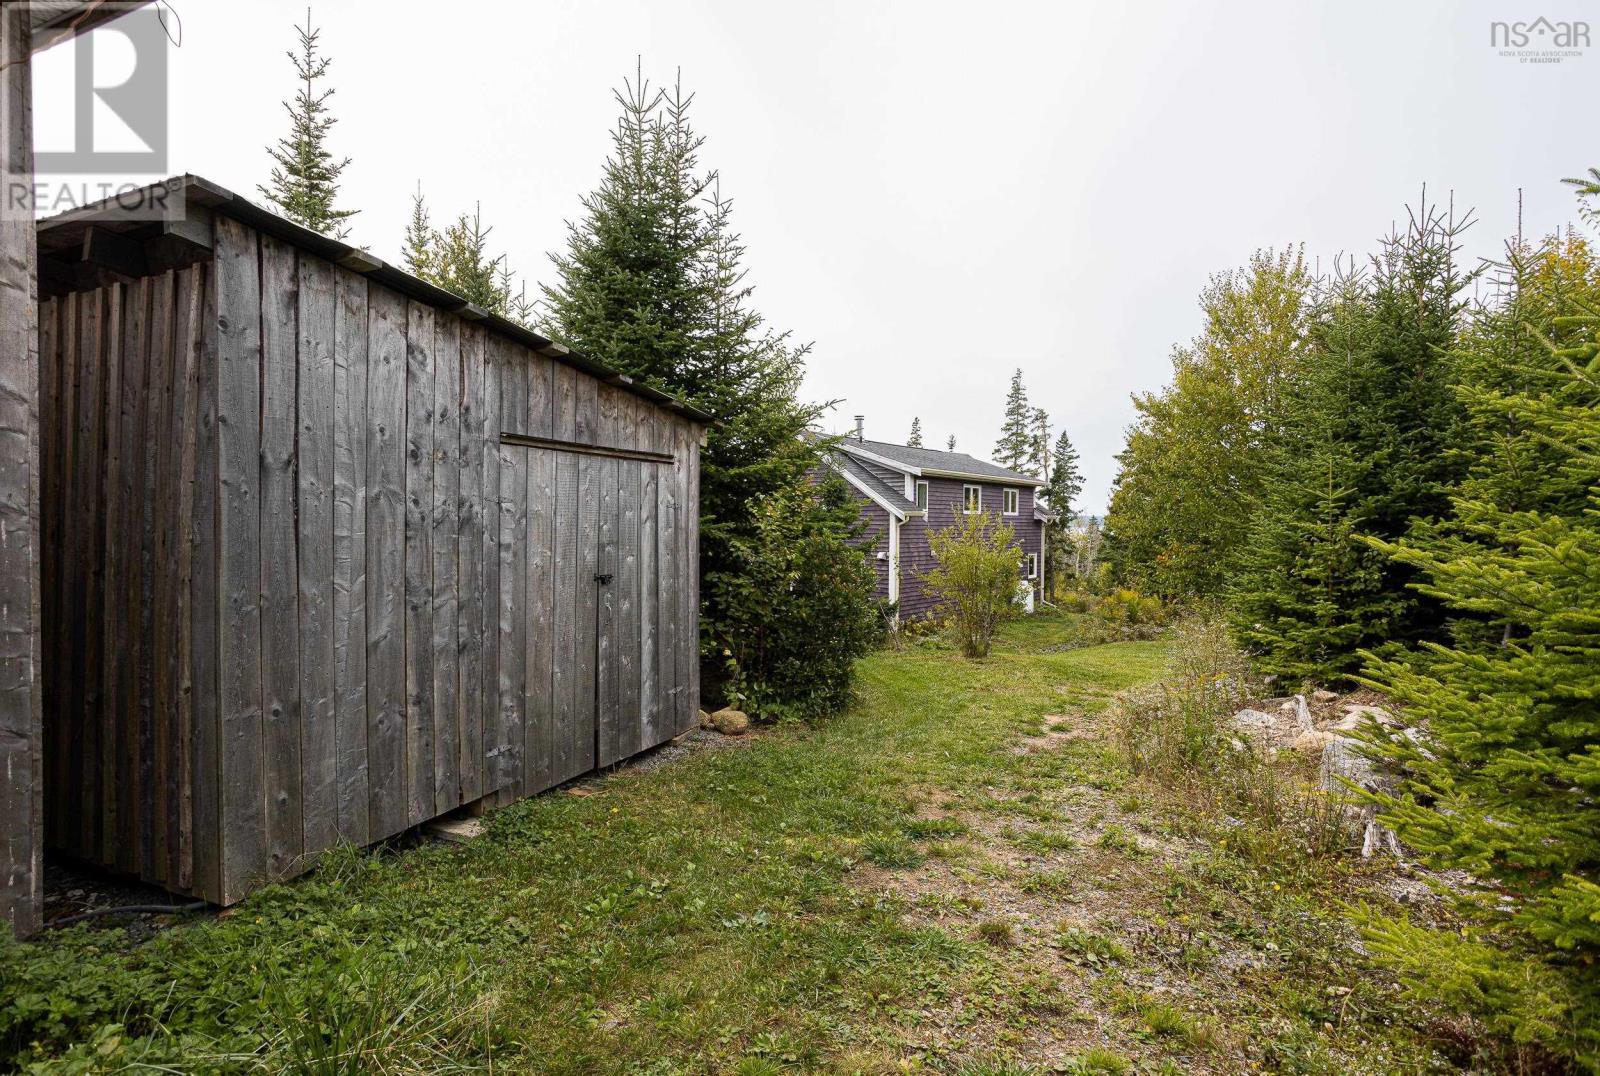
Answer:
[1003,488,1019,515]
[963,484,982,513]
[915,481,928,512]
[1025,552,1039,579]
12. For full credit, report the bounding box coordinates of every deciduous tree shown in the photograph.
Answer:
[1106,247,1311,598]
[925,511,1022,659]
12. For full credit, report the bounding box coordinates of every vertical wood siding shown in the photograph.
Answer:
[0,2,40,937]
[39,219,702,906]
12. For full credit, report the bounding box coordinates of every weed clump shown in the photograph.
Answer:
[1109,616,1359,864]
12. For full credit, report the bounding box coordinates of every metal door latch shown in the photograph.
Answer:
[594,573,613,585]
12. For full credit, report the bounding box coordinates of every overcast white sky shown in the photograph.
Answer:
[32,0,1597,512]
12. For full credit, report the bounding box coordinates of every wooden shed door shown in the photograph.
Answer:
[504,443,688,798]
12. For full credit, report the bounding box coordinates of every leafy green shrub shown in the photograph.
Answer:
[924,511,1022,658]
[712,472,878,722]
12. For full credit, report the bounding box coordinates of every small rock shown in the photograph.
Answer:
[709,708,750,735]
[1230,708,1277,731]
[1312,689,1339,703]
[1319,735,1380,792]
[1340,704,1398,728]
[1291,729,1337,755]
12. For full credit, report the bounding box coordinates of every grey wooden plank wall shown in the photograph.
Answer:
[0,0,41,939]
[38,217,702,908]
[39,263,218,905]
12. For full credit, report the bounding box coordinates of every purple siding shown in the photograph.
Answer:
[848,476,1042,621]
[855,500,892,596]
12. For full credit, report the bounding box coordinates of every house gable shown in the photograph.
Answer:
[823,432,1046,620]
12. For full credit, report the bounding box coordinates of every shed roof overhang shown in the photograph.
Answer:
[28,0,154,53]
[35,174,717,426]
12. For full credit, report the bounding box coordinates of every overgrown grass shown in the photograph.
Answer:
[1110,616,1360,865]
[1,621,1164,1072]
[1,615,1474,1071]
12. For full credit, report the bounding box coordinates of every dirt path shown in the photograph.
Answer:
[852,703,1454,1074]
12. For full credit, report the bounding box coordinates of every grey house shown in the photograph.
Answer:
[825,420,1048,619]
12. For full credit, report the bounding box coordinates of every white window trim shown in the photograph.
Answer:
[1003,488,1019,516]
[915,480,929,513]
[1026,552,1039,579]
[963,484,982,514]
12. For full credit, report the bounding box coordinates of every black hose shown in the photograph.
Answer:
[46,901,208,929]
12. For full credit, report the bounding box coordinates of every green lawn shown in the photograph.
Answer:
[2,615,1458,1073]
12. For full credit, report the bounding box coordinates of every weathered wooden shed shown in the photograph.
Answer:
[2,0,160,940]
[33,176,708,906]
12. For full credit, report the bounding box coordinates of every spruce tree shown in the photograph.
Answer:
[994,369,1034,472]
[1031,407,1051,483]
[259,9,356,239]
[541,66,829,709]
[1045,430,1083,522]
[431,208,505,311]
[1354,280,1600,1067]
[402,185,435,279]
[906,416,923,447]
[1564,166,1600,226]
[402,187,531,323]
[1230,285,1396,683]
[1229,205,1471,676]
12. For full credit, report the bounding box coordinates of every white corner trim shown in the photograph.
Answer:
[888,516,901,604]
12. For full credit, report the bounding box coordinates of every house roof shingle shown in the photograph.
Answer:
[838,438,1044,486]
[833,452,917,514]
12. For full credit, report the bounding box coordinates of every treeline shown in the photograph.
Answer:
[1106,176,1600,1067]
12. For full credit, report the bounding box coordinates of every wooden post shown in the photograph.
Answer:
[0,0,41,938]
